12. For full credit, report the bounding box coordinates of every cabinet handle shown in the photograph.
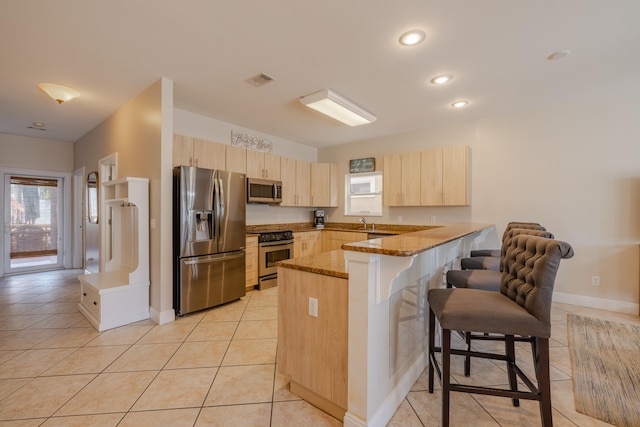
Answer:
[93,301,97,305]
[83,292,86,296]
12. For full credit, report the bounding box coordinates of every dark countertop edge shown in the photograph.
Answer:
[247,222,440,235]
[341,224,493,257]
[276,262,348,280]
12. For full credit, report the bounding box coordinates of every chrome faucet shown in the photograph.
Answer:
[359,217,367,229]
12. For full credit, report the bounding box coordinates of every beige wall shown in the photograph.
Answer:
[0,134,73,171]
[74,78,174,322]
[320,93,640,312]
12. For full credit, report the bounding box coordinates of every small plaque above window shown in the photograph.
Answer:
[349,157,375,173]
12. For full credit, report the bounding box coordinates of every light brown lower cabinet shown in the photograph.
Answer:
[245,236,258,290]
[277,267,348,419]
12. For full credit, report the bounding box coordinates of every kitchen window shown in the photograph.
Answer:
[344,172,383,216]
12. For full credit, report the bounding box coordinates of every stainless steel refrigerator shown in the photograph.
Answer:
[173,166,246,316]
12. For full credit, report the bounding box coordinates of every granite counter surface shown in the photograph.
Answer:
[277,223,492,278]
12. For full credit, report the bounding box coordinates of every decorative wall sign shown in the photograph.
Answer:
[350,157,376,173]
[231,130,273,152]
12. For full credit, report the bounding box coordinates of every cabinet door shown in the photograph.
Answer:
[296,160,311,206]
[310,163,337,207]
[402,152,421,206]
[442,145,469,205]
[194,138,225,170]
[280,157,297,206]
[246,150,264,178]
[245,236,258,289]
[173,134,194,167]
[264,153,281,180]
[225,145,247,174]
[421,148,443,205]
[383,154,402,206]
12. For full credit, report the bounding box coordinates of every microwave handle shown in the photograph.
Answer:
[272,183,277,199]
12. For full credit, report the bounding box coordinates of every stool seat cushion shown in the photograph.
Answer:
[461,256,500,271]
[446,269,502,291]
[428,288,551,338]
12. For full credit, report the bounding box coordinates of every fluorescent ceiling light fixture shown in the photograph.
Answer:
[451,100,469,108]
[299,89,376,126]
[431,74,453,85]
[399,30,425,46]
[38,83,80,104]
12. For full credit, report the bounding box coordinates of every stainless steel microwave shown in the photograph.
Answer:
[247,178,283,204]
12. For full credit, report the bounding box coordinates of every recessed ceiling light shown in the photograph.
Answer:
[431,74,453,85]
[31,122,46,128]
[399,30,425,46]
[451,100,469,109]
[547,50,571,60]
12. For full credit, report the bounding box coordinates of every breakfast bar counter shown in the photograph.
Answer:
[276,223,498,427]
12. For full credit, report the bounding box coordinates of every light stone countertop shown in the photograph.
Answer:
[277,223,493,278]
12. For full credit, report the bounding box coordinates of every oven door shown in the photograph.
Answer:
[258,240,293,278]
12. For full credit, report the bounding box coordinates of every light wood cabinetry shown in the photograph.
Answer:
[245,235,258,290]
[293,231,323,258]
[385,145,470,207]
[383,153,421,206]
[278,267,348,418]
[310,163,338,207]
[247,151,281,180]
[173,134,225,170]
[78,177,150,332]
[225,144,247,174]
[281,157,311,206]
[421,145,469,206]
[323,230,368,252]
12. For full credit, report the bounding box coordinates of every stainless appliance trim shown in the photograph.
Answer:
[257,232,293,290]
[183,251,245,265]
[247,177,283,204]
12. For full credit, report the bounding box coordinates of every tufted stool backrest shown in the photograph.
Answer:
[498,228,555,271]
[502,222,545,241]
[500,234,574,334]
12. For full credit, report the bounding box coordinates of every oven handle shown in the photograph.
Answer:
[259,240,294,247]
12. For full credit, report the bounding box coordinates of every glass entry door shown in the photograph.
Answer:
[4,174,63,274]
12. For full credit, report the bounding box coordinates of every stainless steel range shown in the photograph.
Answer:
[257,230,294,290]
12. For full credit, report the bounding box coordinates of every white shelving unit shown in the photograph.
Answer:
[78,177,150,332]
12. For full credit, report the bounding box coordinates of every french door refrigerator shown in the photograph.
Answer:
[173,166,246,316]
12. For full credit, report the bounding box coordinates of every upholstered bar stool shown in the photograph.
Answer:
[427,235,574,427]
[448,228,554,291]
[462,222,546,270]
[447,228,554,376]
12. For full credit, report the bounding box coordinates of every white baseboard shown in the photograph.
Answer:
[553,292,639,315]
[150,306,175,325]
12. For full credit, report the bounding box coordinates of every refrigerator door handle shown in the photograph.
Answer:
[183,251,245,265]
[217,178,225,220]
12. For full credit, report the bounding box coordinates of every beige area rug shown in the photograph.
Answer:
[567,314,640,427]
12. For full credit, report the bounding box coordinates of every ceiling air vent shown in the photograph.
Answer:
[245,73,276,87]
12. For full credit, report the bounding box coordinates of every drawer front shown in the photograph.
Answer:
[81,284,101,320]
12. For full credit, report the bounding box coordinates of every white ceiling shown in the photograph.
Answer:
[2,1,639,148]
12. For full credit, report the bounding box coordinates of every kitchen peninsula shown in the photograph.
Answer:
[276,223,497,427]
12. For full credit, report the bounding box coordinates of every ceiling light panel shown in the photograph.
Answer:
[431,74,453,85]
[299,89,376,127]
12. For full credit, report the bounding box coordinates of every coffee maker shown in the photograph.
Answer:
[314,210,325,229]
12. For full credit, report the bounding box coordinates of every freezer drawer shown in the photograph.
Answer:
[177,250,246,316]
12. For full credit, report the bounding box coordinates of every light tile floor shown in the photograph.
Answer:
[1,269,639,426]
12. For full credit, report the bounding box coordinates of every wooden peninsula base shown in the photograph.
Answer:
[277,223,498,427]
[277,266,349,419]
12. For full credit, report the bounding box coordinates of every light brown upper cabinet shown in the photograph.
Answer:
[310,163,338,207]
[246,150,281,180]
[383,153,421,206]
[225,144,247,174]
[281,157,311,206]
[421,145,470,206]
[173,134,225,170]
